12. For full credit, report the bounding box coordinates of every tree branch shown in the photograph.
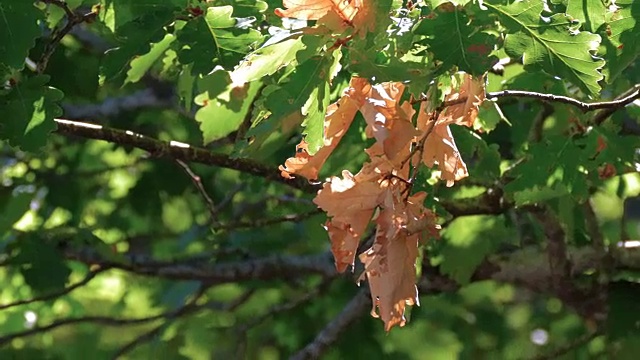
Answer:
[55,119,512,219]
[54,118,317,193]
[111,284,211,359]
[216,209,323,231]
[487,85,640,113]
[62,247,338,283]
[593,84,640,125]
[290,289,371,360]
[0,268,104,310]
[530,206,572,295]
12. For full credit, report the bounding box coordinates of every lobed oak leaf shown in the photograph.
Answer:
[280,77,370,180]
[439,74,486,127]
[404,192,440,238]
[412,75,485,187]
[359,189,423,331]
[275,0,361,23]
[275,0,378,36]
[360,82,420,165]
[314,169,385,271]
[350,0,377,35]
[421,123,468,187]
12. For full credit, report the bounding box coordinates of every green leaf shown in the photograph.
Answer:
[125,33,176,84]
[14,235,72,294]
[0,0,42,81]
[348,47,433,95]
[485,0,605,95]
[100,10,175,84]
[591,125,640,173]
[264,55,337,137]
[0,75,63,152]
[450,126,501,182]
[566,0,606,33]
[512,184,570,206]
[45,0,83,29]
[98,0,185,32]
[0,186,34,235]
[428,0,473,7]
[439,215,511,284]
[475,101,508,132]
[504,135,596,199]
[214,0,268,18]
[194,70,262,144]
[414,6,498,75]
[177,6,263,74]
[301,49,341,155]
[599,0,640,82]
[178,64,196,111]
[231,36,309,84]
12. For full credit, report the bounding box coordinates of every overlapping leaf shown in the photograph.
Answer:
[0,75,63,152]
[101,10,175,83]
[194,70,262,144]
[413,75,486,186]
[598,0,640,82]
[177,6,263,73]
[275,0,361,22]
[274,0,387,35]
[280,77,370,180]
[125,34,176,84]
[566,0,606,33]
[0,1,42,82]
[485,0,605,95]
[414,5,498,75]
[98,0,186,32]
[303,74,488,330]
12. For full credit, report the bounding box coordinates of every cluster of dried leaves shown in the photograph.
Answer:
[275,0,486,331]
[280,75,485,330]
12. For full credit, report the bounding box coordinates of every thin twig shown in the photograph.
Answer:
[111,324,165,359]
[0,269,104,310]
[111,284,211,359]
[175,159,218,224]
[234,283,330,358]
[529,206,571,295]
[38,1,97,73]
[487,85,640,113]
[290,289,370,360]
[216,209,323,231]
[593,84,640,125]
[528,331,599,360]
[0,305,197,346]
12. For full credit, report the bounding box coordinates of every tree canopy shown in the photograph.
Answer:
[1,0,640,358]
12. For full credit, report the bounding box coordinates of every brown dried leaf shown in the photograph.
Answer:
[275,0,361,22]
[313,169,385,271]
[439,74,486,127]
[413,75,485,186]
[360,83,420,164]
[358,189,438,331]
[421,121,468,187]
[279,77,370,180]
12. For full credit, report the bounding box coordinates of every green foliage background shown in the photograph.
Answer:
[1,0,640,359]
